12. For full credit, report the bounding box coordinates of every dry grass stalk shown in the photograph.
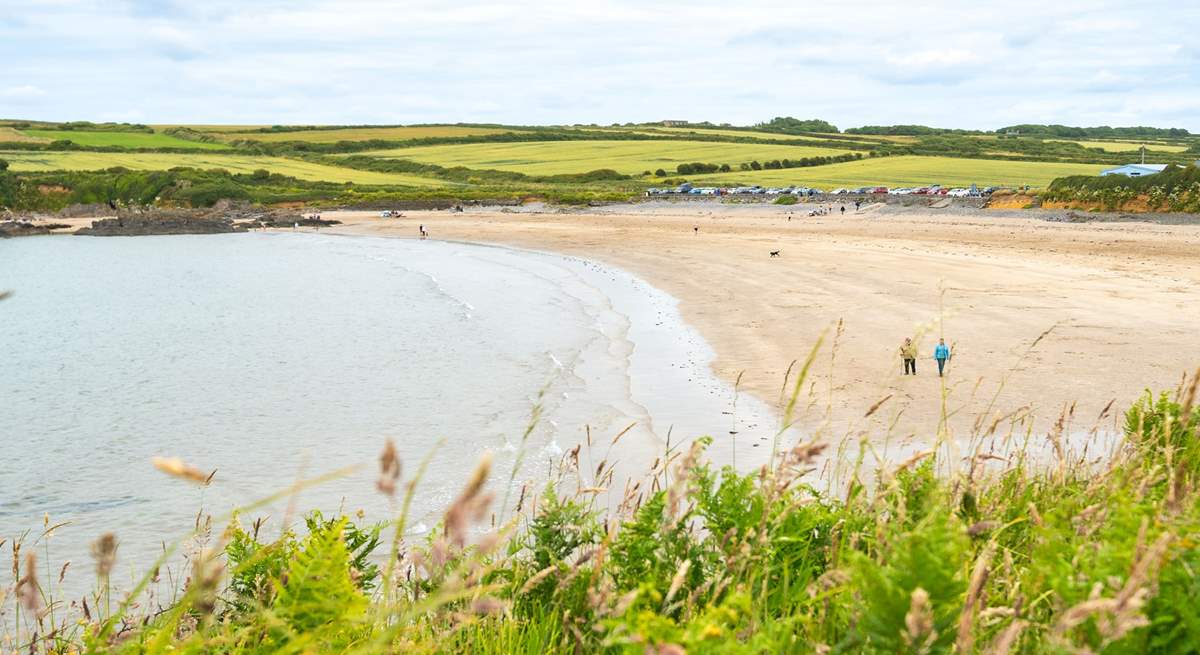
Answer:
[189,548,224,616]
[443,453,493,547]
[983,619,1026,655]
[902,587,935,651]
[1052,531,1172,646]
[16,551,40,612]
[376,439,402,497]
[662,560,691,610]
[151,456,215,485]
[92,533,118,578]
[956,542,995,653]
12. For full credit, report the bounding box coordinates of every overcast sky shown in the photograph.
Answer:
[2,0,1197,130]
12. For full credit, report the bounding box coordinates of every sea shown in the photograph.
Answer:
[0,232,787,601]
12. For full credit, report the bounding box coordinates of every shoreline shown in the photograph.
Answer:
[321,204,1200,448]
[9,202,1200,453]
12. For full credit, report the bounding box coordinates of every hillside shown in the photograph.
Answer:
[2,118,1198,211]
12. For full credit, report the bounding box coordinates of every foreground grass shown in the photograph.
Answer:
[0,151,453,187]
[687,155,1107,189]
[4,368,1200,654]
[353,139,853,175]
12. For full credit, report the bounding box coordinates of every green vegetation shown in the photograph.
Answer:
[688,156,1106,189]
[1,117,1197,211]
[212,125,525,144]
[18,129,229,150]
[998,124,1192,139]
[0,151,452,186]
[353,140,853,176]
[1044,164,1200,211]
[5,369,1200,653]
[755,116,841,134]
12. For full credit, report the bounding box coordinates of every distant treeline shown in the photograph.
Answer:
[0,120,154,133]
[998,124,1192,138]
[754,117,841,134]
[845,123,1193,139]
[846,125,984,136]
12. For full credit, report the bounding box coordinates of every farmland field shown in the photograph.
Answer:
[355,139,853,175]
[686,155,1107,188]
[621,126,847,142]
[0,127,48,143]
[0,151,450,186]
[1047,139,1191,153]
[19,129,228,149]
[211,125,525,143]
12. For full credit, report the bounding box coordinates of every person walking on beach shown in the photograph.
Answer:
[418,224,426,239]
[934,338,952,377]
[900,337,918,375]
[694,225,699,235]
[840,205,846,215]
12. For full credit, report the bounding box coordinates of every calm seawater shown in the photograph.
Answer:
[0,232,782,599]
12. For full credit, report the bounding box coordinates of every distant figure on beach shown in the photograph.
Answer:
[855,200,861,211]
[934,338,952,377]
[293,222,298,231]
[419,224,427,239]
[900,338,918,375]
[693,225,699,235]
[840,206,846,215]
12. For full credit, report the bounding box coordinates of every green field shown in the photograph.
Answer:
[356,139,853,175]
[213,125,524,143]
[0,151,450,186]
[686,155,1106,189]
[18,129,228,150]
[1048,139,1191,153]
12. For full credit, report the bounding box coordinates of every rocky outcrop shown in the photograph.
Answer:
[76,211,248,236]
[0,220,71,238]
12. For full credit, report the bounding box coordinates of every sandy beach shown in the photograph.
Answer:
[318,203,1200,449]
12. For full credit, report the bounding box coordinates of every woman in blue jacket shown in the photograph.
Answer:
[934,338,952,377]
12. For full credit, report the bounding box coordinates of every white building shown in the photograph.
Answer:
[1100,163,1168,177]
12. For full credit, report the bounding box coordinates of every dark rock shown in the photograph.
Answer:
[76,211,248,236]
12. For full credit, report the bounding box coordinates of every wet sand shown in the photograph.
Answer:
[324,204,1200,448]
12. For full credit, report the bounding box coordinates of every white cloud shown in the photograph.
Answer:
[0,0,1196,130]
[1,84,47,99]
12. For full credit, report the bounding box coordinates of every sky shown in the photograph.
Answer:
[2,0,1198,130]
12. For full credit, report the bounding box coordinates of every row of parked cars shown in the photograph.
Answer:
[646,184,998,197]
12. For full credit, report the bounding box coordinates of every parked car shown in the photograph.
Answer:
[872,187,888,194]
[947,188,970,197]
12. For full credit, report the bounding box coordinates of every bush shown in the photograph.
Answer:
[774,195,797,205]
